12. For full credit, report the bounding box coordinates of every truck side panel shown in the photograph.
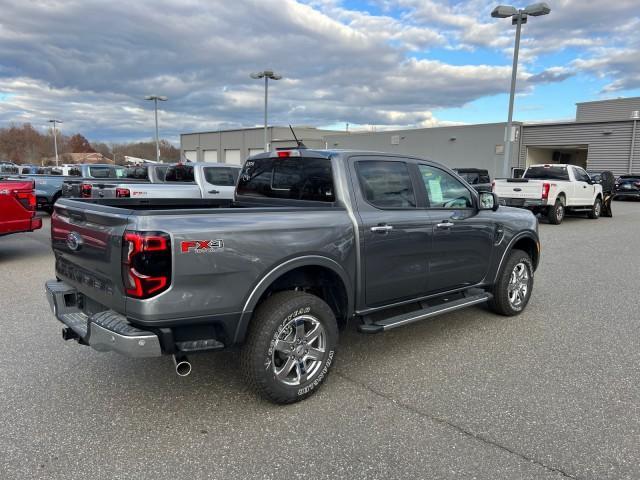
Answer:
[126,208,356,325]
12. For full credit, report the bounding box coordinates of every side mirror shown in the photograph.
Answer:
[479,191,499,211]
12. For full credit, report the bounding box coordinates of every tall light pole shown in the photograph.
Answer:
[144,95,168,162]
[492,3,551,177]
[48,119,63,167]
[250,70,282,151]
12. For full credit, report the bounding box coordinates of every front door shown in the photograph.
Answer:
[352,158,433,308]
[572,166,594,206]
[417,164,495,293]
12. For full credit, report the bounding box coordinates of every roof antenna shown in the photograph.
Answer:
[289,125,307,149]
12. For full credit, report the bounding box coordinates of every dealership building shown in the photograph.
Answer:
[181,97,640,177]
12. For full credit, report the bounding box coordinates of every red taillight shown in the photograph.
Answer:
[81,183,92,198]
[122,231,171,299]
[277,151,291,157]
[15,190,36,211]
[116,187,130,198]
[542,182,551,200]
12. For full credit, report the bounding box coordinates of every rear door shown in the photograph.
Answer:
[351,156,433,307]
[417,164,495,293]
[200,166,239,199]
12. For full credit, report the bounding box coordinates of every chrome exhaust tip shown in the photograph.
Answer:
[173,355,192,377]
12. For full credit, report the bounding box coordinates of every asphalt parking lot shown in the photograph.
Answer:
[1,202,639,480]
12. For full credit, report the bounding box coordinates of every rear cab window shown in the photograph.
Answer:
[237,157,335,202]
[165,164,195,182]
[524,166,570,181]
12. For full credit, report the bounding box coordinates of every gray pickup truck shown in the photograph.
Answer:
[45,148,540,403]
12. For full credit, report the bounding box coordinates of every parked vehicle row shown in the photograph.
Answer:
[0,179,42,236]
[77,163,241,200]
[493,164,604,224]
[45,148,539,404]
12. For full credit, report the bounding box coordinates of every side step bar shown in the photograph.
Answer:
[358,292,492,334]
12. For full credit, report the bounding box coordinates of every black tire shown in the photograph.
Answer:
[488,249,534,316]
[241,291,338,404]
[587,197,602,219]
[547,197,565,225]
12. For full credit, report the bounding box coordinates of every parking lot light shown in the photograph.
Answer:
[492,3,551,177]
[144,95,168,162]
[48,119,63,167]
[250,70,282,151]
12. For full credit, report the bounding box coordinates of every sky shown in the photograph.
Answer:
[0,0,639,144]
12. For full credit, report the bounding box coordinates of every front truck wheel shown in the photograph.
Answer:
[489,249,534,316]
[241,291,338,404]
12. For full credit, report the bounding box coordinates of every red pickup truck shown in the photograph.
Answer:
[0,179,43,236]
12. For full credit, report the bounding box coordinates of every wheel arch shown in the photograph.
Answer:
[493,232,540,283]
[234,256,354,343]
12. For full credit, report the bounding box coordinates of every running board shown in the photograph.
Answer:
[358,292,492,334]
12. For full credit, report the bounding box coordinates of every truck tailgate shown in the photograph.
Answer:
[51,199,131,314]
[494,180,543,199]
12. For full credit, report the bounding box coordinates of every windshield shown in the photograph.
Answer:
[524,166,570,181]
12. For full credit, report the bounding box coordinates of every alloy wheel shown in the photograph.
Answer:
[271,314,327,386]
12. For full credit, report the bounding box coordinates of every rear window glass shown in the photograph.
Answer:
[237,157,334,202]
[165,165,195,182]
[125,167,148,179]
[524,166,570,181]
[203,167,238,186]
[89,166,113,178]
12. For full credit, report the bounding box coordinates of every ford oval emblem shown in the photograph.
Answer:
[66,232,83,251]
[513,187,522,192]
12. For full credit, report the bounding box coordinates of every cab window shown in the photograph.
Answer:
[419,165,473,208]
[356,161,416,209]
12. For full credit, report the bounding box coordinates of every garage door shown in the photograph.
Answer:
[183,150,198,162]
[248,148,265,157]
[225,149,241,165]
[203,150,218,163]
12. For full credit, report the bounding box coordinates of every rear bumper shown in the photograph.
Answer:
[498,197,546,208]
[45,280,162,357]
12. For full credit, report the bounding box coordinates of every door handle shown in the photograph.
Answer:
[208,189,219,194]
[436,221,455,229]
[370,225,393,233]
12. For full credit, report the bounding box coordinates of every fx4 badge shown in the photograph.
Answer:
[181,240,224,253]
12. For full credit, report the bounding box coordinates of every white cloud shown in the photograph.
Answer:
[0,0,635,141]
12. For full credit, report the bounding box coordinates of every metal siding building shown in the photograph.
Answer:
[519,120,638,174]
[180,97,640,176]
[180,127,335,164]
[325,123,520,177]
[576,97,640,122]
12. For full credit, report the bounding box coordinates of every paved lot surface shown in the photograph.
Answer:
[1,202,639,479]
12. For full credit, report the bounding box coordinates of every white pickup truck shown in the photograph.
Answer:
[87,163,241,200]
[493,164,603,225]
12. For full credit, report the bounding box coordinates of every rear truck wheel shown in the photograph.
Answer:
[587,198,602,219]
[489,249,534,316]
[241,291,338,404]
[547,198,565,225]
